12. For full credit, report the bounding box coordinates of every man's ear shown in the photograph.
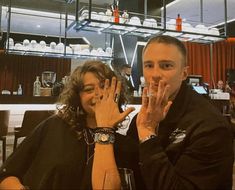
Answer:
[182,66,189,81]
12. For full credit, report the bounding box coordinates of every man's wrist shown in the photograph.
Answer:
[139,134,157,144]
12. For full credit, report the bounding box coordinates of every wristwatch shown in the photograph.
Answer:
[94,132,115,144]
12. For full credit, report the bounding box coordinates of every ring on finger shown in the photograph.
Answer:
[148,93,154,97]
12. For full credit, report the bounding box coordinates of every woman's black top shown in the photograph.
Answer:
[0,115,144,190]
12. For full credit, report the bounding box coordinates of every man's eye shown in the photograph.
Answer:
[160,63,173,70]
[144,63,153,68]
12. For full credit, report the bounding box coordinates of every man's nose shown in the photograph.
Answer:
[151,67,161,81]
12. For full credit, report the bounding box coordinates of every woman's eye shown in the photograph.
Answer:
[83,87,95,93]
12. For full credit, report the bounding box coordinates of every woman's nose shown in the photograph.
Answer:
[94,86,104,99]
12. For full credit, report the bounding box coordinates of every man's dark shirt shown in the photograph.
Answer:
[127,81,234,190]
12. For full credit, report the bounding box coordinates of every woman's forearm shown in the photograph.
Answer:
[0,176,25,190]
[92,144,121,190]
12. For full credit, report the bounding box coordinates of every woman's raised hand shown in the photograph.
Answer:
[94,77,135,128]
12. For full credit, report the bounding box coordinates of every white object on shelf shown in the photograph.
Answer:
[23,39,30,50]
[208,27,220,36]
[143,18,157,28]
[30,40,37,50]
[39,41,46,49]
[6,38,14,49]
[195,24,209,35]
[128,16,142,26]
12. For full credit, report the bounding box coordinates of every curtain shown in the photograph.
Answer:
[185,40,235,89]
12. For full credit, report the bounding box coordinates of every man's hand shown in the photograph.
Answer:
[137,80,172,140]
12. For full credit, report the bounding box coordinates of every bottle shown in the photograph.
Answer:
[176,14,182,31]
[113,8,119,23]
[33,76,41,96]
[122,10,129,24]
[17,84,23,95]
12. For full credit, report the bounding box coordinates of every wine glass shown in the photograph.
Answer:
[102,168,136,190]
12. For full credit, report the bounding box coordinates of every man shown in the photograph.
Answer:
[217,80,224,91]
[217,80,232,93]
[119,64,135,93]
[127,35,234,189]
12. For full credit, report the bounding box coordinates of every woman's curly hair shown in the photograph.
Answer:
[56,60,130,137]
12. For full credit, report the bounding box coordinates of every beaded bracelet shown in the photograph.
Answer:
[94,127,115,134]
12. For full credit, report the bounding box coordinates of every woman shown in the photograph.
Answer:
[0,60,143,189]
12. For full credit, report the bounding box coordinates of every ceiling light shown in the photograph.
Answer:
[161,0,182,10]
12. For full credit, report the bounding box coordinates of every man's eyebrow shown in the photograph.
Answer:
[143,60,154,64]
[158,60,175,63]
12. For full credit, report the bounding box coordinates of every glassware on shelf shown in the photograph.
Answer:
[33,76,41,96]
[17,84,23,95]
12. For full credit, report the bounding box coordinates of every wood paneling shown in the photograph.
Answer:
[0,53,71,96]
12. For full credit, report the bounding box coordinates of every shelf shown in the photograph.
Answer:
[68,18,225,43]
[5,49,113,60]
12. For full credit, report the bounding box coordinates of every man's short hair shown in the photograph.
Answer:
[143,35,187,66]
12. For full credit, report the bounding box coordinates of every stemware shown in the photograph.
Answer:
[102,168,136,190]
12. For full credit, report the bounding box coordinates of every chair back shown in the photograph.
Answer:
[16,110,54,138]
[0,110,10,137]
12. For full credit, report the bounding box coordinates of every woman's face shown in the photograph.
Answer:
[79,72,104,116]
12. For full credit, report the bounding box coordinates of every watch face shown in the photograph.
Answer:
[100,134,109,142]
[94,132,115,144]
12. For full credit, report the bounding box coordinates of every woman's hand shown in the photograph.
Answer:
[136,80,172,139]
[94,77,135,128]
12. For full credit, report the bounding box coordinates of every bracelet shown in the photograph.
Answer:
[95,127,115,134]
[139,134,157,144]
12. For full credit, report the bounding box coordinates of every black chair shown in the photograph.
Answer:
[0,110,10,162]
[13,110,54,151]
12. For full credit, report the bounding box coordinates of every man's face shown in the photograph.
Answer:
[143,42,188,100]
[125,67,132,77]
[217,81,224,90]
